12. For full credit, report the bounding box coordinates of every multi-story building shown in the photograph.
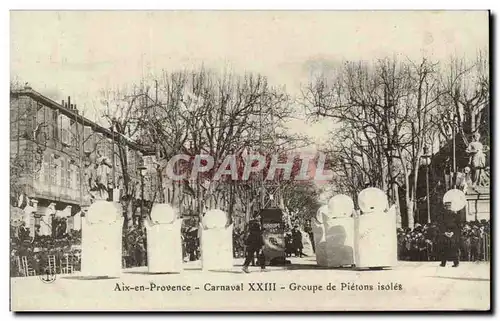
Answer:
[10,86,153,234]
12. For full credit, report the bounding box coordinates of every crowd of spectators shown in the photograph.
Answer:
[397,220,490,262]
[11,217,490,277]
[10,228,82,277]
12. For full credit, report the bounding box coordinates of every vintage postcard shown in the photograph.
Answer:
[10,10,490,311]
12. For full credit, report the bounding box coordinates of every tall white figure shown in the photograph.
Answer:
[144,204,183,273]
[355,187,397,269]
[200,209,233,271]
[39,203,56,237]
[81,200,123,277]
[73,210,82,231]
[312,205,328,267]
[323,195,356,267]
[23,203,36,228]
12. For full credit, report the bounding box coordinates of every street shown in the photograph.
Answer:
[11,257,490,311]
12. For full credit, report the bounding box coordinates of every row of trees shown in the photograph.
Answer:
[99,68,319,227]
[11,51,489,229]
[302,53,489,228]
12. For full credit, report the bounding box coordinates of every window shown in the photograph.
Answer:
[49,155,56,185]
[57,157,66,186]
[75,165,80,190]
[52,111,59,141]
[42,153,50,184]
[61,129,70,145]
[35,104,45,141]
[83,126,93,153]
[66,159,71,189]
[55,157,62,186]
[70,120,78,149]
[44,108,52,140]
[59,115,71,145]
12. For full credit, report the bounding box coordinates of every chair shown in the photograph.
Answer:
[47,255,57,274]
[21,256,36,276]
[16,256,24,276]
[60,253,74,274]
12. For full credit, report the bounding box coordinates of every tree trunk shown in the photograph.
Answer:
[393,183,402,228]
[411,160,420,226]
[405,178,414,230]
[126,200,133,229]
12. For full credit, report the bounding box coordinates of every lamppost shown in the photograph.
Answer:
[452,113,457,188]
[421,146,432,224]
[137,160,147,227]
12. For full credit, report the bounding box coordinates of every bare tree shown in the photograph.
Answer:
[302,56,441,229]
[100,83,151,227]
[137,68,298,223]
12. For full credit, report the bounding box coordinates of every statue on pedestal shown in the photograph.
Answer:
[87,151,112,202]
[465,133,488,188]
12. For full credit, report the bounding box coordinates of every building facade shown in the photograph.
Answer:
[10,86,151,235]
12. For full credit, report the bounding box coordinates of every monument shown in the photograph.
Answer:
[87,152,113,201]
[465,133,487,188]
[464,133,490,221]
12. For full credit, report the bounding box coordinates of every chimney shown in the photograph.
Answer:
[67,96,71,109]
[62,100,65,107]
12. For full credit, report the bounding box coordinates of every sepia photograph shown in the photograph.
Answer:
[9,10,490,311]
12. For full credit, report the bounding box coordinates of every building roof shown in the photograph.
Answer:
[11,87,155,155]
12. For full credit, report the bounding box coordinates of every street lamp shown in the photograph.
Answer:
[421,146,432,224]
[451,113,458,188]
[137,161,147,227]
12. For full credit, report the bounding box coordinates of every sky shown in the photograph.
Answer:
[10,11,489,146]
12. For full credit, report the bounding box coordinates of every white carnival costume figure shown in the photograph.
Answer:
[301,229,314,257]
[144,204,183,273]
[442,189,467,213]
[81,200,123,277]
[39,203,56,237]
[323,195,356,267]
[355,187,397,269]
[199,209,233,271]
[312,205,328,266]
[23,202,36,229]
[72,209,82,232]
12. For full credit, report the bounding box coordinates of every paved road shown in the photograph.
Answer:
[11,257,490,311]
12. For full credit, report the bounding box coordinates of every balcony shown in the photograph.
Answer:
[32,179,84,205]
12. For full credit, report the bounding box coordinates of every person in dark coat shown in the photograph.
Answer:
[242,220,265,273]
[438,202,461,267]
[291,225,303,258]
